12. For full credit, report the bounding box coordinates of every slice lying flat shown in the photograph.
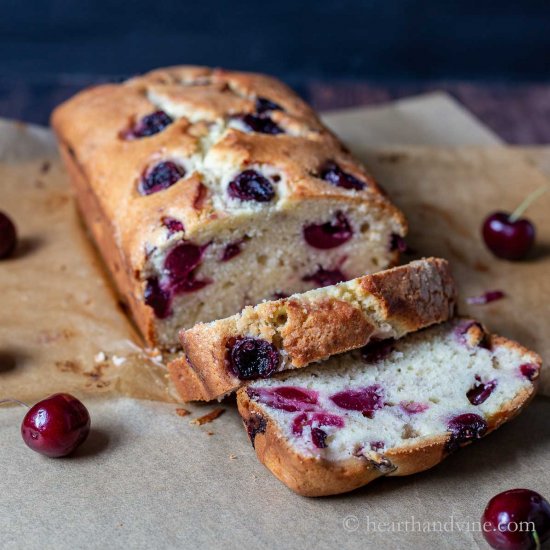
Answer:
[237,319,541,496]
[168,258,457,401]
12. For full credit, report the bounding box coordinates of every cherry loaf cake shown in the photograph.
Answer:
[237,319,541,497]
[168,258,456,401]
[51,66,406,349]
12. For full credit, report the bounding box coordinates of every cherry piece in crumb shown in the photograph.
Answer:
[0,211,17,259]
[21,393,90,457]
[482,489,550,550]
[482,186,548,261]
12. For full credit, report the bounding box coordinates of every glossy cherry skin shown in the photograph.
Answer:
[482,212,535,261]
[0,211,17,259]
[482,489,550,550]
[21,393,91,457]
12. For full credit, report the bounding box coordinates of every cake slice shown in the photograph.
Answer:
[52,66,407,349]
[168,258,456,401]
[237,319,541,497]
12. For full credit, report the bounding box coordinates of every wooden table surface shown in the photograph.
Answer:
[1,76,549,144]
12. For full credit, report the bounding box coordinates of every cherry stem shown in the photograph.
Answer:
[0,398,30,408]
[532,529,540,550]
[509,185,550,223]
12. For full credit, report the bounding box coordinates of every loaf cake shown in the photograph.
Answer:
[237,319,541,496]
[168,258,456,402]
[51,66,407,349]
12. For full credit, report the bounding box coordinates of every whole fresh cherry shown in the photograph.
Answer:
[0,211,17,259]
[482,186,548,260]
[21,393,91,457]
[482,489,550,550]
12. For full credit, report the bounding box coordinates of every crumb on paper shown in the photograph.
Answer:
[94,352,106,363]
[207,431,215,436]
[112,355,126,367]
[175,408,191,417]
[190,408,225,425]
[229,454,237,460]
[40,160,51,174]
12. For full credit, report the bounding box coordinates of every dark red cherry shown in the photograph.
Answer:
[123,111,173,139]
[220,240,243,262]
[389,233,414,254]
[227,170,275,202]
[520,363,539,381]
[163,242,210,295]
[467,376,497,405]
[311,427,328,448]
[482,489,550,550]
[445,413,487,452]
[467,290,506,305]
[21,393,90,457]
[0,211,17,259]
[361,339,395,363]
[164,242,204,281]
[330,385,385,418]
[303,211,353,249]
[319,162,365,190]
[482,212,535,261]
[255,97,283,114]
[247,386,319,412]
[162,217,184,236]
[237,113,284,135]
[144,277,172,318]
[302,266,347,287]
[139,161,185,195]
[228,337,280,380]
[291,412,344,439]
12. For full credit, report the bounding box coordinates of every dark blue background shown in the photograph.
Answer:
[2,0,549,82]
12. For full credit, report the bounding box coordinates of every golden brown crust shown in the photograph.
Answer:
[51,66,407,348]
[237,333,541,497]
[168,258,457,402]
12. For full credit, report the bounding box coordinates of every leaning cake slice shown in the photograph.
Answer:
[168,258,456,401]
[237,319,541,496]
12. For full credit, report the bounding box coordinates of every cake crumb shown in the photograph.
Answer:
[190,408,225,425]
[207,431,215,436]
[94,352,106,363]
[229,454,237,460]
[175,407,191,417]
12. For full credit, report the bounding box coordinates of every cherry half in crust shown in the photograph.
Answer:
[0,211,17,259]
[482,489,550,550]
[247,386,319,413]
[520,363,539,381]
[122,110,173,140]
[445,413,488,452]
[227,170,275,203]
[303,211,353,249]
[467,376,497,405]
[482,185,548,261]
[330,385,385,418]
[319,162,366,191]
[255,97,283,114]
[302,266,347,288]
[139,161,185,196]
[237,113,284,135]
[162,217,185,236]
[21,393,90,457]
[228,337,280,380]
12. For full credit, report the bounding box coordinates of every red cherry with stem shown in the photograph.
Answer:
[482,186,549,260]
[482,489,550,550]
[21,393,91,457]
[0,211,17,259]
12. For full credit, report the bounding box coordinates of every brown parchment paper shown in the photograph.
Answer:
[1,94,550,550]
